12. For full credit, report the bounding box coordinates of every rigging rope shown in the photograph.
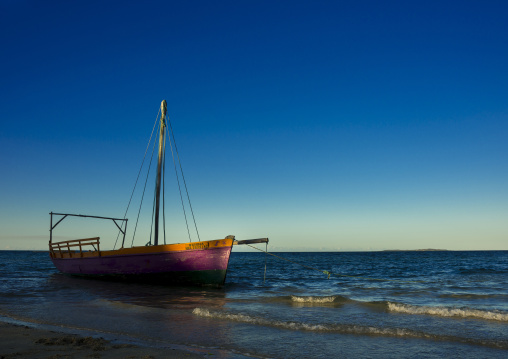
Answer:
[148,170,158,246]
[162,123,166,245]
[114,108,160,249]
[131,117,159,247]
[167,117,201,242]
[150,113,167,246]
[117,103,202,247]
[245,244,425,283]
[167,128,192,242]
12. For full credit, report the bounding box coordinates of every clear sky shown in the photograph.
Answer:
[1,0,507,251]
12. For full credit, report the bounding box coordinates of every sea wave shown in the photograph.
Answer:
[192,307,404,334]
[290,295,345,303]
[261,294,350,306]
[192,308,508,349]
[438,293,508,300]
[387,302,508,321]
[459,268,508,275]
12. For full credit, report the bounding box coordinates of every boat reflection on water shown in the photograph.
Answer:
[46,272,230,311]
[39,272,235,352]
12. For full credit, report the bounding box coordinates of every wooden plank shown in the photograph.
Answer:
[234,238,269,245]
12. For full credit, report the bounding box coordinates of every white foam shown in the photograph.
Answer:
[194,307,336,331]
[192,308,508,348]
[387,302,508,322]
[290,295,337,303]
[192,308,430,337]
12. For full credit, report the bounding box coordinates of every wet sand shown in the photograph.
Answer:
[0,322,207,359]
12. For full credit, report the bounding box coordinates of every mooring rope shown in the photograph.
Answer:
[245,244,425,283]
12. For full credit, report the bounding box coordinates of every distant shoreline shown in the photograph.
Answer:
[382,249,449,252]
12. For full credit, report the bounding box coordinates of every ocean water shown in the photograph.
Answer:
[0,250,507,358]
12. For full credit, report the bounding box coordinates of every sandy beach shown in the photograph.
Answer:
[0,322,207,359]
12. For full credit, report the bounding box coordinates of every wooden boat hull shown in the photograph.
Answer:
[50,238,234,287]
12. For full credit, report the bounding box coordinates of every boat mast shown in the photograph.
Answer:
[154,100,167,246]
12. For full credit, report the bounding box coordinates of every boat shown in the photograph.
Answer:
[49,100,268,287]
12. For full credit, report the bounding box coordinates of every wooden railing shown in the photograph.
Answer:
[49,237,101,259]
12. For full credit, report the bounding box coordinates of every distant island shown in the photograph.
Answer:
[382,249,449,252]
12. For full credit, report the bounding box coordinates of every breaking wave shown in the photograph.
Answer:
[387,302,508,322]
[290,295,345,303]
[192,308,508,349]
[261,294,350,306]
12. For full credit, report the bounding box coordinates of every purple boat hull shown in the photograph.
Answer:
[51,243,233,287]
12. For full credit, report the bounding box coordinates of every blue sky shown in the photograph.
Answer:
[1,0,507,251]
